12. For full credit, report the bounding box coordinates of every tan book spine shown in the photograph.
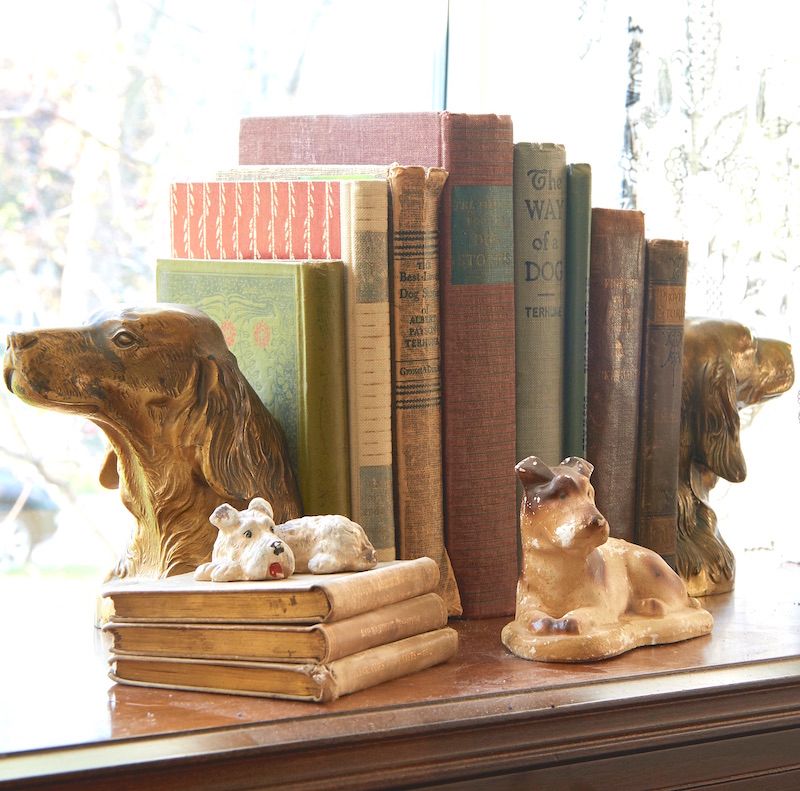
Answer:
[513,143,567,467]
[104,592,448,663]
[341,180,396,561]
[319,592,447,662]
[388,165,462,616]
[109,627,459,702]
[320,555,440,622]
[321,627,459,701]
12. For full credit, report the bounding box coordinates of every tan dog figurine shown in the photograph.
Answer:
[502,456,712,662]
[678,318,794,596]
[3,305,302,581]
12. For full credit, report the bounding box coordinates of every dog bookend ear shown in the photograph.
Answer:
[560,456,594,479]
[515,456,555,489]
[98,447,120,489]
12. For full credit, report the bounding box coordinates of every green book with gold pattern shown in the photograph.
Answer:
[156,258,350,518]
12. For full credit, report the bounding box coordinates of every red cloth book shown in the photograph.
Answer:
[239,113,517,618]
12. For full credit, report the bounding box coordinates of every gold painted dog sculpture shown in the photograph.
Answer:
[502,456,712,662]
[3,305,302,581]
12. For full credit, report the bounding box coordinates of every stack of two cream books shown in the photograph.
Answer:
[102,557,457,702]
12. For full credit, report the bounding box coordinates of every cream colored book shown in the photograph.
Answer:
[101,558,439,625]
[109,627,459,702]
[104,592,447,663]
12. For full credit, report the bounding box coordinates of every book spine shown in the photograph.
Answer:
[341,181,396,561]
[323,627,459,701]
[635,239,688,565]
[585,208,646,542]
[388,165,462,616]
[440,114,517,618]
[320,592,448,662]
[513,142,567,467]
[320,556,441,622]
[563,163,592,459]
[297,261,351,517]
[169,181,342,261]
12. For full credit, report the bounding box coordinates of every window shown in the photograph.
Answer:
[1,0,796,591]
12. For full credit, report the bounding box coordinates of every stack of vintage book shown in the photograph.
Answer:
[102,557,458,702]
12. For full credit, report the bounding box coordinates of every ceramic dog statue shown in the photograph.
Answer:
[3,305,302,581]
[195,498,296,582]
[502,456,713,662]
[195,498,378,581]
[678,318,794,596]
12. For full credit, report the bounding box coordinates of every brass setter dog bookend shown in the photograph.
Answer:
[502,456,712,662]
[678,318,794,596]
[3,305,302,581]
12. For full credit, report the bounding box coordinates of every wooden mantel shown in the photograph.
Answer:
[2,554,799,789]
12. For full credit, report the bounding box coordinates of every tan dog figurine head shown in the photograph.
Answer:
[3,305,302,580]
[678,318,794,596]
[502,456,712,662]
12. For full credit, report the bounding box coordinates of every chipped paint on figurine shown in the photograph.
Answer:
[194,498,295,582]
[194,497,379,582]
[501,456,713,662]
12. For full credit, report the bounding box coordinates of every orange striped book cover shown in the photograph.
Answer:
[170,180,342,261]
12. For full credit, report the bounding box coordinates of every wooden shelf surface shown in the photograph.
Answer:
[2,554,799,789]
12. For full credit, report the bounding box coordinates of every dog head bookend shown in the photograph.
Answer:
[501,456,712,662]
[3,305,302,581]
[678,318,794,596]
[194,498,296,582]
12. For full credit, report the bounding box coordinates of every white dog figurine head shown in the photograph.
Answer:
[194,497,296,582]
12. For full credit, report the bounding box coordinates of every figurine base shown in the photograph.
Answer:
[501,609,714,663]
[684,568,735,598]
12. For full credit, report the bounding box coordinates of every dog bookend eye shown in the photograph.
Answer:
[112,330,138,349]
[243,530,253,539]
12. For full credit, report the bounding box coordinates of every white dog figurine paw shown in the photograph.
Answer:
[194,498,295,582]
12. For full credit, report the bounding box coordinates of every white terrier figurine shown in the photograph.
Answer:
[194,498,378,582]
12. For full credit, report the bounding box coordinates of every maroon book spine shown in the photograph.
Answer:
[239,113,518,617]
[585,208,646,542]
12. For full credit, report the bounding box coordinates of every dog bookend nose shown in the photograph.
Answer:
[501,456,713,662]
[677,318,795,597]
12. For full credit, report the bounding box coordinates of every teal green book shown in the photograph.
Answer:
[563,163,592,458]
[156,258,350,518]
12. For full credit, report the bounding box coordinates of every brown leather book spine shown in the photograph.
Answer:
[635,239,688,564]
[586,208,646,541]
[388,165,461,616]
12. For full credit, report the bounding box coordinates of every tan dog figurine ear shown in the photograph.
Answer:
[678,319,794,596]
[503,456,712,662]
